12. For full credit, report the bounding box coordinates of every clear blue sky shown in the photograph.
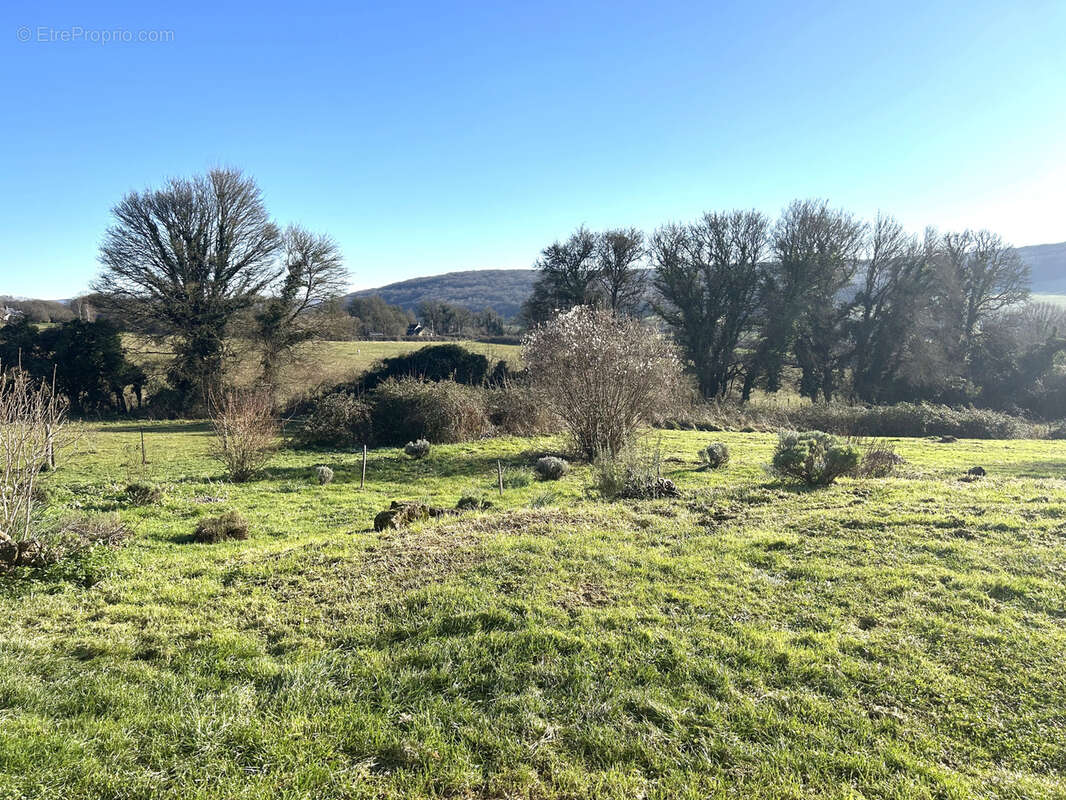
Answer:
[2,0,1064,298]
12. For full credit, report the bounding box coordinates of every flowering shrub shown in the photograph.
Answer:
[523,307,684,459]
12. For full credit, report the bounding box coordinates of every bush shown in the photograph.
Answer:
[209,389,279,482]
[192,511,250,543]
[857,441,904,478]
[664,400,1036,440]
[371,378,490,445]
[485,380,560,436]
[404,439,431,459]
[770,431,860,486]
[534,456,569,481]
[294,392,371,449]
[315,465,334,485]
[125,481,163,505]
[700,442,730,470]
[359,344,492,390]
[524,306,684,459]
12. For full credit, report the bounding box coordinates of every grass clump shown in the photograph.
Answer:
[404,439,431,459]
[770,430,860,485]
[192,510,250,543]
[534,456,569,481]
[124,481,163,505]
[315,465,334,485]
[700,441,731,469]
[1,513,131,571]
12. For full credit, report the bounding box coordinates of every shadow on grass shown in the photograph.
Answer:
[105,422,213,435]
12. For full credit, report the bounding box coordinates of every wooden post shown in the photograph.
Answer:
[45,423,55,470]
[140,428,147,465]
[497,460,504,496]
[360,444,367,490]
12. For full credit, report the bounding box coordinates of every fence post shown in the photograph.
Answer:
[360,444,367,490]
[45,423,55,470]
[497,460,504,496]
[140,428,147,465]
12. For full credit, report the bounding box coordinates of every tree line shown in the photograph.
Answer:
[521,201,1066,417]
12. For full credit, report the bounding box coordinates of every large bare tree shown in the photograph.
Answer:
[255,225,348,388]
[935,229,1030,359]
[652,210,768,398]
[95,168,282,407]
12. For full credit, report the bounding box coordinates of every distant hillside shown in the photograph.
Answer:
[347,269,536,319]
[1017,242,1066,293]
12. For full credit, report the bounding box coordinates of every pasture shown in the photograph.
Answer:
[2,423,1065,798]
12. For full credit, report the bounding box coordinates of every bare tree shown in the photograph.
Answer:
[95,168,282,408]
[256,225,348,388]
[935,229,1030,358]
[652,210,768,399]
[597,228,646,315]
[521,226,600,324]
[849,215,936,402]
[746,200,866,401]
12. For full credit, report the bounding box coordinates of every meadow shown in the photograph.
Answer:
[121,337,523,403]
[2,422,1065,799]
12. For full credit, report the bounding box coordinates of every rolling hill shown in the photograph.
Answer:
[346,269,536,319]
[1017,241,1066,293]
[347,241,1065,320]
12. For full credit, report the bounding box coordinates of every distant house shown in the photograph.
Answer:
[406,323,430,337]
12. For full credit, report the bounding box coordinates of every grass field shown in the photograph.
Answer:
[2,425,1066,798]
[122,337,522,402]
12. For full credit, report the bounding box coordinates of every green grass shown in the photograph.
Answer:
[3,425,1066,798]
[122,336,522,403]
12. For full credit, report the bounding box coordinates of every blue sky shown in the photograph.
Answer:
[2,0,1064,298]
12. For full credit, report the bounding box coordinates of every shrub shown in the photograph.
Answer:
[359,344,492,390]
[856,441,904,478]
[534,456,570,481]
[700,442,730,470]
[0,367,69,555]
[315,465,334,485]
[192,511,250,543]
[209,389,279,482]
[404,439,431,459]
[485,380,560,436]
[294,392,371,449]
[371,378,490,445]
[524,306,684,460]
[125,481,163,505]
[770,431,860,486]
